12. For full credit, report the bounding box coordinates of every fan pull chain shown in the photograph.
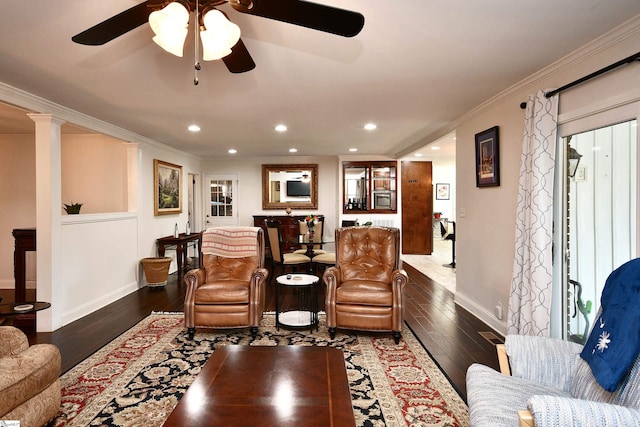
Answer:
[194,0,200,85]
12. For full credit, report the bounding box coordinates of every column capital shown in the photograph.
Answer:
[27,113,66,126]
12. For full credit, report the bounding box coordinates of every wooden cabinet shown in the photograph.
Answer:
[343,161,397,213]
[253,215,324,253]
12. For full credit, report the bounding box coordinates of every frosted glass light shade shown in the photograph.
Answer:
[149,2,190,57]
[200,9,241,61]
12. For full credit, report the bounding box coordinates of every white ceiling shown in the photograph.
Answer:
[1,1,639,160]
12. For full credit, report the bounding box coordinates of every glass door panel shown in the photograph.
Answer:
[562,119,637,343]
[205,174,237,227]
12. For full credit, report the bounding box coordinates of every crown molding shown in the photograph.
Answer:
[395,13,640,158]
[0,81,198,159]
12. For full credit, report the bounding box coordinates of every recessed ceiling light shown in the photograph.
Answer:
[228,149,237,154]
[414,153,423,157]
[289,148,298,153]
[188,124,200,132]
[431,146,441,150]
[275,124,287,132]
[349,148,358,152]
[364,123,377,131]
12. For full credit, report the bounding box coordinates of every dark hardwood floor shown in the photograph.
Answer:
[25,262,501,401]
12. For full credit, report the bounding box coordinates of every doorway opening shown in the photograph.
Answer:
[400,131,457,293]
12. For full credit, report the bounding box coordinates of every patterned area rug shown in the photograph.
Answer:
[52,313,469,426]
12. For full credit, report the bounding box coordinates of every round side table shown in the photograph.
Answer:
[0,301,51,326]
[275,274,319,332]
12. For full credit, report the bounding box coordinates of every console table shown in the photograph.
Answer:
[156,232,202,280]
[12,228,37,328]
[13,228,36,304]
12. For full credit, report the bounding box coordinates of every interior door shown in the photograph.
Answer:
[401,161,433,254]
[205,174,238,228]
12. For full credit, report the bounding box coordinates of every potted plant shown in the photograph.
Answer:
[63,202,83,214]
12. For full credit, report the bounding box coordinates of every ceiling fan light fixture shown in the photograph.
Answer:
[200,9,241,61]
[149,2,190,57]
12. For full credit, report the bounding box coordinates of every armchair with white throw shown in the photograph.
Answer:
[466,258,640,426]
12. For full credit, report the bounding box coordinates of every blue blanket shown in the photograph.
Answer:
[580,258,640,392]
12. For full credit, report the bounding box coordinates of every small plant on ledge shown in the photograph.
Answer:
[63,202,83,214]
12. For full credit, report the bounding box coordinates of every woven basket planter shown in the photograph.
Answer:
[141,257,172,287]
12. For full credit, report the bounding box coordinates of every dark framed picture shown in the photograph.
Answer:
[475,126,500,187]
[435,183,450,200]
[154,159,182,215]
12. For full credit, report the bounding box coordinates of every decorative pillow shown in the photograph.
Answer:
[580,258,640,392]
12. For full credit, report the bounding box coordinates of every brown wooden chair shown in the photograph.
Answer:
[183,227,269,339]
[323,226,407,343]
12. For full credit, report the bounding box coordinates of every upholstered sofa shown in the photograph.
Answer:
[0,326,61,427]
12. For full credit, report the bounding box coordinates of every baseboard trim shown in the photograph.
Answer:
[454,292,507,337]
[59,281,140,327]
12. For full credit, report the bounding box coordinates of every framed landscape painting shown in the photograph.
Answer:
[154,159,182,215]
[475,126,500,187]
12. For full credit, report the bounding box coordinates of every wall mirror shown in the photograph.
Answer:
[262,164,318,210]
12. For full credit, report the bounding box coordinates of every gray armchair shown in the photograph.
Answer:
[467,335,640,426]
[467,258,640,426]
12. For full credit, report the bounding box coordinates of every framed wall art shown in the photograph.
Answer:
[475,126,500,187]
[154,159,182,215]
[435,183,450,200]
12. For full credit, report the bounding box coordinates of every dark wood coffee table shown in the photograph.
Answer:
[163,346,355,427]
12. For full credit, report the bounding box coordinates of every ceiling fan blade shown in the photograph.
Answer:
[72,1,156,45]
[230,0,364,37]
[222,39,256,73]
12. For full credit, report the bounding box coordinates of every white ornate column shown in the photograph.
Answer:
[28,113,65,332]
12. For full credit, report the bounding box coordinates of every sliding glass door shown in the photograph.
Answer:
[556,111,638,342]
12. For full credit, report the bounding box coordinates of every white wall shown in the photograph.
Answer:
[137,144,202,275]
[432,160,456,221]
[61,134,129,214]
[201,155,340,241]
[452,17,640,335]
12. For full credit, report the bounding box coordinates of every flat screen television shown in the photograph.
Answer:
[286,180,311,197]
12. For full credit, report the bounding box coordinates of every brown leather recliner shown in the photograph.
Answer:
[323,226,407,344]
[184,227,269,339]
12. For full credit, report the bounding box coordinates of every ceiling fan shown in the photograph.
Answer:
[72,0,365,74]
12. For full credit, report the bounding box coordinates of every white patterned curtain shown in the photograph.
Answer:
[508,90,558,336]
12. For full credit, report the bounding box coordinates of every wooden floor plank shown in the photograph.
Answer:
[24,262,501,402]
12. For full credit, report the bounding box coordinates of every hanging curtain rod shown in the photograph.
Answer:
[519,51,640,109]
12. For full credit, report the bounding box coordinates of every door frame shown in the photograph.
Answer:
[553,100,640,339]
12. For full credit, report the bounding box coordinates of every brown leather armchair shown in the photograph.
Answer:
[184,227,269,339]
[323,226,407,344]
